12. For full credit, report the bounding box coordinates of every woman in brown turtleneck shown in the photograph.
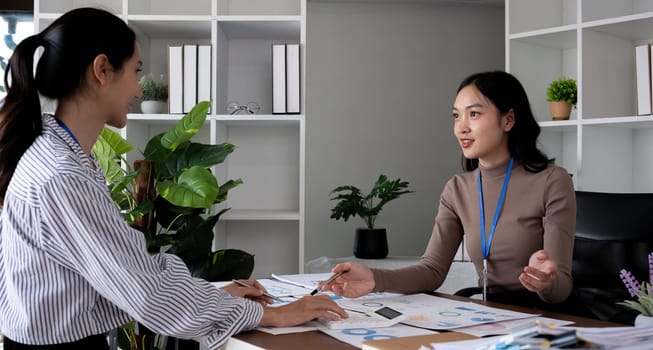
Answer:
[322,71,577,311]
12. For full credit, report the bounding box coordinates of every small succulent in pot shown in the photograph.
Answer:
[546,77,577,108]
[138,74,168,102]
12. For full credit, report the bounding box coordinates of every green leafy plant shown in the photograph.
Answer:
[330,175,413,229]
[92,101,253,349]
[138,74,168,101]
[546,77,577,108]
[619,252,653,316]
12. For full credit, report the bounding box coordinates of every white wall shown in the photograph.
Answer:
[305,2,504,261]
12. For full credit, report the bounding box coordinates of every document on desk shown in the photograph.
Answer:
[256,278,314,298]
[271,273,331,290]
[320,323,437,349]
[566,326,653,349]
[338,293,537,330]
[453,316,574,337]
[269,273,404,299]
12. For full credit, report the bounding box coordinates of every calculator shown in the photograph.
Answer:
[318,306,407,330]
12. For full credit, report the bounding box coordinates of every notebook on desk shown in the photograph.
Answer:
[361,332,477,350]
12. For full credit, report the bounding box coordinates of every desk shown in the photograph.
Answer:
[224,293,623,350]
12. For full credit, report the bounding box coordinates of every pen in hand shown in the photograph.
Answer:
[231,279,285,303]
[310,271,345,296]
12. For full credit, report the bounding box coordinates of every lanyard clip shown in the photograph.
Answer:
[482,258,488,301]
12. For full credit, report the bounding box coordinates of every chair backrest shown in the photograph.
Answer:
[572,191,653,322]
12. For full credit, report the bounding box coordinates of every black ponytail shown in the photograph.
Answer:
[0,35,43,205]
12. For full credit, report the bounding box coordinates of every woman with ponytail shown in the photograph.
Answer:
[0,8,344,350]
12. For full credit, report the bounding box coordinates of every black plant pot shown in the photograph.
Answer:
[354,228,388,259]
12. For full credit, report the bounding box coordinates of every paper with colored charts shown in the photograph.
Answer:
[337,293,538,330]
[320,323,437,349]
[454,316,574,337]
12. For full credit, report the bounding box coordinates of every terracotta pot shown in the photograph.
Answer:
[354,228,388,259]
[549,101,572,120]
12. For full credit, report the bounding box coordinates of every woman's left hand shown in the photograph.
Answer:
[519,249,557,292]
[221,279,273,305]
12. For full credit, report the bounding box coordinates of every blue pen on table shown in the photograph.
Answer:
[310,271,345,296]
[231,279,285,303]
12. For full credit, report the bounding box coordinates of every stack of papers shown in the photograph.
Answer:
[571,326,653,349]
[430,322,578,350]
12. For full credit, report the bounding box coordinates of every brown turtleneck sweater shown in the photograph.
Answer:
[372,159,575,304]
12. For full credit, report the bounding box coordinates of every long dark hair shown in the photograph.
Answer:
[457,71,551,173]
[0,8,135,205]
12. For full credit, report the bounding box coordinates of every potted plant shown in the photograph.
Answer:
[619,252,653,327]
[546,77,577,121]
[92,101,254,349]
[138,74,168,114]
[330,175,413,259]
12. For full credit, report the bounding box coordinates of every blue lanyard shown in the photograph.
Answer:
[477,157,514,260]
[55,118,81,147]
[478,157,513,300]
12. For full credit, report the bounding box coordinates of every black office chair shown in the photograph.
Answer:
[571,191,653,324]
[454,286,482,297]
[455,191,653,322]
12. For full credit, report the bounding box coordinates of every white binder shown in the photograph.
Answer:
[635,44,651,115]
[168,46,183,114]
[272,44,287,114]
[183,44,198,113]
[286,44,300,114]
[197,45,212,112]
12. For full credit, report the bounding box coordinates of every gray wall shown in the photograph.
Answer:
[305,2,504,262]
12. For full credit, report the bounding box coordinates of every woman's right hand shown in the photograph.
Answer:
[258,295,347,327]
[319,262,375,298]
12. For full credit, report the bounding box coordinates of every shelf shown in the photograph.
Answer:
[510,27,577,50]
[217,17,301,40]
[216,0,301,16]
[582,28,635,118]
[508,0,653,192]
[510,36,577,122]
[213,114,303,126]
[583,1,653,23]
[38,0,121,14]
[538,120,579,132]
[581,116,653,128]
[127,113,186,121]
[509,0,576,34]
[221,209,300,221]
[583,12,653,42]
[36,13,68,19]
[128,17,212,39]
[129,0,211,16]
[215,19,301,114]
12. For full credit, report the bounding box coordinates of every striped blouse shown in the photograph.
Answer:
[0,114,262,348]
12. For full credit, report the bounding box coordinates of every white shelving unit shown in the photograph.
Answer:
[35,0,307,278]
[507,0,653,193]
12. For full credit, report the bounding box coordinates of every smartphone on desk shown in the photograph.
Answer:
[318,306,407,330]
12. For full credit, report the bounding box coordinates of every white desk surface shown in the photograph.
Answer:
[305,256,477,295]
